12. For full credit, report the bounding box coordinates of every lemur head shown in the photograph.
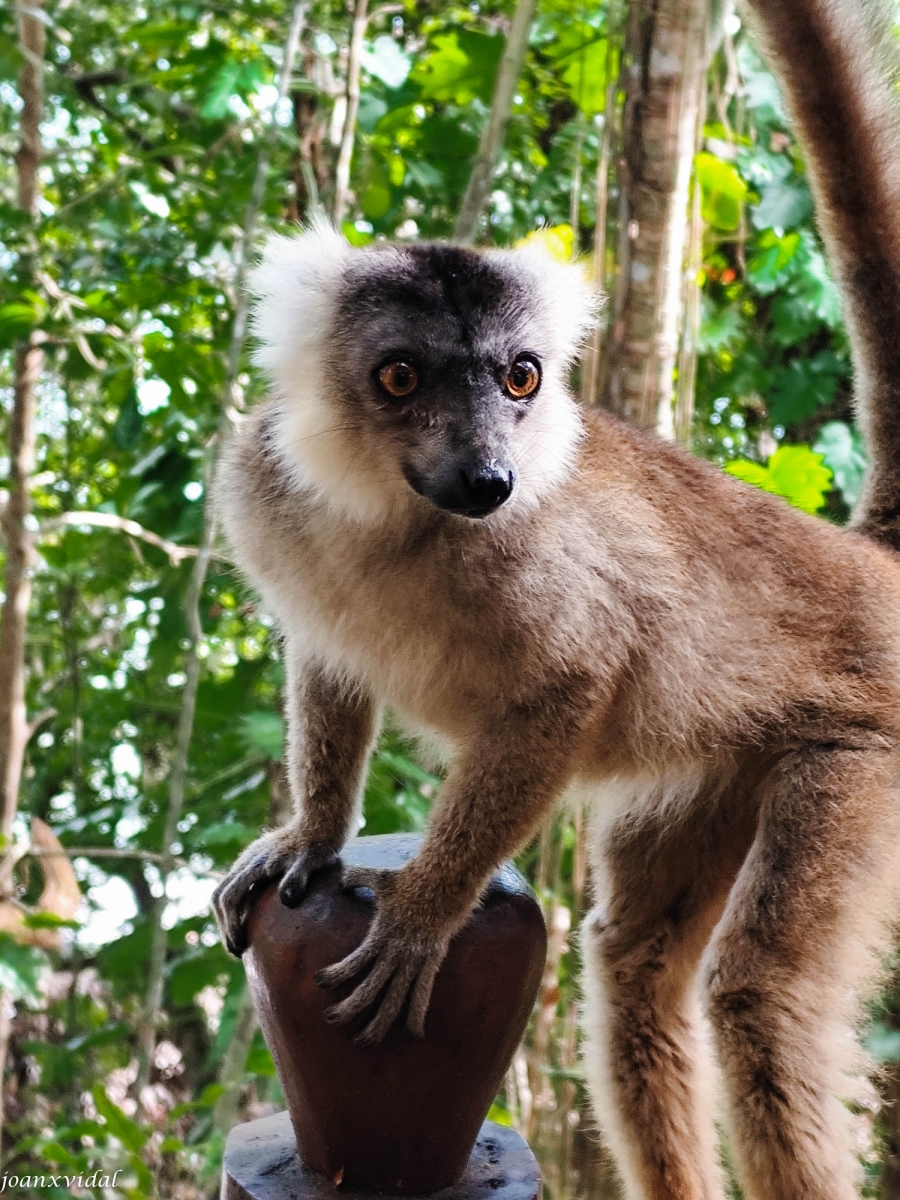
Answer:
[250,221,599,524]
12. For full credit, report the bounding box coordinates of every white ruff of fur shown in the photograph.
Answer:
[249,222,600,524]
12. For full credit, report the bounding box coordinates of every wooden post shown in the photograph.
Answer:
[221,835,546,1199]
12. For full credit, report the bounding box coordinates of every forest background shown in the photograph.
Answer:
[0,0,893,1196]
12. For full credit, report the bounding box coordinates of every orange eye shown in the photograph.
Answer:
[505,358,540,399]
[378,361,419,398]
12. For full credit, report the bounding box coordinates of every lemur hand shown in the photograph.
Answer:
[213,826,339,956]
[315,864,457,1047]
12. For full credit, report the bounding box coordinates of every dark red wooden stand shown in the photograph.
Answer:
[221,834,546,1200]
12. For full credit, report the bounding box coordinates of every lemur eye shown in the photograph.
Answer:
[377,361,419,398]
[505,357,541,399]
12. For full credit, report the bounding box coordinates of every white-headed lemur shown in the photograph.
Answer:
[212,0,900,1194]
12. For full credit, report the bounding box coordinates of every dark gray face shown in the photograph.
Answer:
[326,244,547,519]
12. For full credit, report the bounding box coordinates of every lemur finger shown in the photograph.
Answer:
[315,932,381,988]
[406,955,441,1038]
[279,847,338,907]
[354,958,419,1047]
[323,953,396,1025]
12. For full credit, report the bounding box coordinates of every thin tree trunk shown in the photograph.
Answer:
[602,0,709,434]
[135,2,307,1099]
[583,74,617,405]
[332,0,368,226]
[207,765,291,1163]
[454,0,538,243]
[0,0,46,1153]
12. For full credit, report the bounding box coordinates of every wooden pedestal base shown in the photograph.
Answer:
[221,1112,541,1200]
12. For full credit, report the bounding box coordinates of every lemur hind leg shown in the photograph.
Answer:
[582,774,757,1200]
[706,742,900,1200]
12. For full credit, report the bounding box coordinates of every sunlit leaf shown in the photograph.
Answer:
[695,152,748,231]
[726,445,832,513]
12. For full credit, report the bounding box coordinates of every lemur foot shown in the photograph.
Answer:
[212,827,339,956]
[315,865,451,1046]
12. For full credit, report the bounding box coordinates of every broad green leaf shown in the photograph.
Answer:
[698,301,744,354]
[548,28,611,115]
[412,31,503,105]
[747,230,800,293]
[813,421,867,508]
[726,445,832,513]
[767,353,843,427]
[751,174,813,232]
[695,153,748,231]
[0,935,46,1000]
[201,59,241,119]
[0,300,44,347]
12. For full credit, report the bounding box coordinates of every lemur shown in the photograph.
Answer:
[211,0,900,1195]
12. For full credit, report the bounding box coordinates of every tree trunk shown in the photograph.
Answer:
[602,0,709,434]
[0,0,45,1152]
[454,0,539,243]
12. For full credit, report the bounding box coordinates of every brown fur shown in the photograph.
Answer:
[210,0,900,1191]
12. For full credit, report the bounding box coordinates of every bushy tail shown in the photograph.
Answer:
[742,0,900,550]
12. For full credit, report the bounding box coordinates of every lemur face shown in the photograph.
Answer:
[249,223,598,524]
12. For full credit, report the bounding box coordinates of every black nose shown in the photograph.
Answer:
[458,461,515,516]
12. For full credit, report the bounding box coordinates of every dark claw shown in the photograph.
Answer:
[213,836,340,959]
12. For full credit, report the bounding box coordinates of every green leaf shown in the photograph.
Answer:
[695,152,748,231]
[813,421,867,508]
[0,934,46,1000]
[726,445,832,513]
[747,230,800,294]
[767,353,842,427]
[245,1030,276,1075]
[0,300,43,347]
[547,27,611,115]
[113,387,143,451]
[751,173,813,232]
[698,301,744,354]
[239,711,283,760]
[201,59,241,119]
[92,1086,150,1154]
[362,183,392,219]
[412,31,504,105]
[361,36,411,88]
[22,911,80,930]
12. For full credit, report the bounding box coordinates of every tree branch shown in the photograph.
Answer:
[27,844,222,879]
[38,511,203,566]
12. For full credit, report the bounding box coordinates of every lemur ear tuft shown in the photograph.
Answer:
[501,240,603,363]
[249,219,354,383]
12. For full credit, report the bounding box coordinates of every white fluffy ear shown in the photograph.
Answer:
[505,241,603,363]
[248,219,353,384]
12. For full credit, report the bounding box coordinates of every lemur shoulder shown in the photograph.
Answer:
[212,0,900,1196]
